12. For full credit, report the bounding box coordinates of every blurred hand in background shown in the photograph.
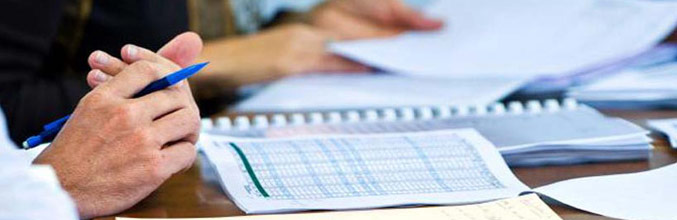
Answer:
[196,24,369,88]
[311,0,444,39]
[191,0,442,95]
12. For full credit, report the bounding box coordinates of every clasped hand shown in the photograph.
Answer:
[34,33,203,219]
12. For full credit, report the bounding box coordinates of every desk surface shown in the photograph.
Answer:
[103,109,677,220]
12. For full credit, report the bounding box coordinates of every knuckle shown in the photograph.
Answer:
[169,87,193,106]
[134,128,161,147]
[131,60,159,76]
[79,91,107,107]
[111,104,138,126]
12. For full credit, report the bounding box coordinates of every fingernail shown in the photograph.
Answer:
[95,51,109,65]
[93,70,111,82]
[127,45,138,59]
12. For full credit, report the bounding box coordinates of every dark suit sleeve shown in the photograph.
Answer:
[0,0,90,145]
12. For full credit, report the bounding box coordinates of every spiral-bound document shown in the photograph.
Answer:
[203,99,652,167]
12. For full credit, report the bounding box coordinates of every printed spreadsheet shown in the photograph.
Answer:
[201,129,530,214]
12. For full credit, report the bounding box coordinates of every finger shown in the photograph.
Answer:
[121,45,191,91]
[315,54,372,73]
[88,50,128,76]
[135,87,188,120]
[157,32,204,68]
[121,44,180,70]
[152,108,200,145]
[99,61,169,98]
[86,69,112,88]
[160,141,197,176]
[391,1,443,30]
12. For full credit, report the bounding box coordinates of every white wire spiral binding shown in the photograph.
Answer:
[206,99,580,131]
[418,106,434,120]
[290,113,305,126]
[472,105,488,116]
[327,112,342,124]
[435,105,452,118]
[453,105,470,116]
[544,99,560,112]
[201,118,214,130]
[489,103,506,115]
[526,100,542,113]
[253,115,269,128]
[364,110,379,122]
[507,101,524,114]
[382,108,398,121]
[216,117,232,131]
[234,116,251,130]
[271,114,287,127]
[345,111,361,123]
[309,113,324,125]
[399,108,416,121]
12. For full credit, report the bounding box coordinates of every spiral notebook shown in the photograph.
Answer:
[203,99,652,167]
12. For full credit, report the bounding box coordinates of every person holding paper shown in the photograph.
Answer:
[0,0,441,145]
[193,0,443,90]
[1,33,203,219]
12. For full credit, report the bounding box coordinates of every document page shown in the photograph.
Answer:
[534,163,677,220]
[330,0,677,77]
[200,129,529,214]
[233,74,529,112]
[116,194,561,220]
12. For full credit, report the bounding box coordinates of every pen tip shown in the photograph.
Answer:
[197,62,209,68]
[21,141,29,149]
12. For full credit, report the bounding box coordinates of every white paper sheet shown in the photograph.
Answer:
[0,108,78,220]
[233,74,529,112]
[116,194,562,220]
[534,163,677,220]
[330,0,677,78]
[200,129,530,214]
[0,108,16,150]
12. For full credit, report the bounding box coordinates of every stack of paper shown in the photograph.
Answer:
[208,100,653,167]
[568,61,677,108]
[521,44,677,94]
[233,74,529,112]
[330,0,677,78]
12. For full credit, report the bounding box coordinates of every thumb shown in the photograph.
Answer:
[157,32,204,67]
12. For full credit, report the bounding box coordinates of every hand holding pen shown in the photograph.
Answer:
[33,34,206,218]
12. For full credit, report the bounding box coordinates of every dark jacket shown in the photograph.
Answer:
[0,0,189,144]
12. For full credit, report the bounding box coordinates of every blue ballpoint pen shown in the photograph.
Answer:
[22,62,209,149]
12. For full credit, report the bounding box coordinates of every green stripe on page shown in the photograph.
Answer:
[229,142,270,198]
